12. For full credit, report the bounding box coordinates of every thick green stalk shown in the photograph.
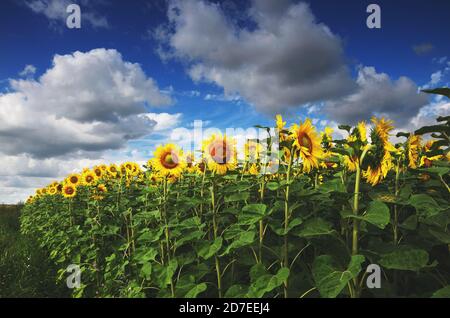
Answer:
[393,163,400,244]
[210,174,222,298]
[283,153,293,298]
[162,177,175,297]
[351,145,371,298]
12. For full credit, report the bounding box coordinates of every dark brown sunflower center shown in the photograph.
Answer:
[86,176,94,183]
[161,152,179,169]
[94,169,102,177]
[209,141,231,164]
[298,133,312,153]
[65,187,74,195]
[70,176,78,184]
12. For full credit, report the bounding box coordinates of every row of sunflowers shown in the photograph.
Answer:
[28,116,447,203]
[21,110,450,298]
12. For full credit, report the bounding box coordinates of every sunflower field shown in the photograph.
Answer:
[20,91,450,298]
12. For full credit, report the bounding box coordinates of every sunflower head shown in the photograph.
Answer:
[289,118,323,172]
[93,166,104,178]
[202,134,237,175]
[82,170,98,186]
[152,144,186,177]
[363,117,395,186]
[97,184,107,193]
[248,163,260,175]
[66,173,81,186]
[107,164,120,178]
[47,186,57,196]
[406,134,422,169]
[62,184,77,198]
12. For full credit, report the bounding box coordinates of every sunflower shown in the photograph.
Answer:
[344,155,358,172]
[107,164,119,178]
[406,135,422,169]
[363,117,395,186]
[184,152,199,174]
[248,163,260,175]
[196,159,207,175]
[276,114,288,141]
[152,144,186,177]
[93,166,104,178]
[62,184,77,198]
[289,118,323,173]
[97,184,107,193]
[66,173,81,187]
[48,186,58,196]
[82,170,98,186]
[420,140,443,167]
[202,134,237,175]
[244,140,263,162]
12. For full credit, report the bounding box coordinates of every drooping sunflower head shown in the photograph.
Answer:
[152,144,186,177]
[202,134,237,175]
[406,134,422,169]
[364,117,395,186]
[62,184,77,198]
[82,170,98,186]
[371,117,394,143]
[419,140,444,167]
[66,173,81,187]
[244,140,263,162]
[289,118,324,173]
[343,155,358,172]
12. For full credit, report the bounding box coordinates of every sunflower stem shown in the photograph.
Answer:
[283,152,294,298]
[210,171,222,298]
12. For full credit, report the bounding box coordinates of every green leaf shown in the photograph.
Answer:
[224,192,250,202]
[295,218,335,238]
[225,285,248,298]
[269,217,303,236]
[363,200,390,229]
[134,248,158,264]
[221,231,255,256]
[313,255,365,298]
[400,215,418,230]
[421,87,450,98]
[379,248,429,271]
[156,259,178,288]
[185,283,207,298]
[266,182,280,191]
[429,228,450,244]
[431,285,450,298]
[197,237,223,260]
[238,204,268,225]
[140,263,152,280]
[419,166,450,177]
[408,194,443,218]
[319,178,346,193]
[247,267,290,297]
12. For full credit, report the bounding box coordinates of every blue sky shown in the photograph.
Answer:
[0,0,449,203]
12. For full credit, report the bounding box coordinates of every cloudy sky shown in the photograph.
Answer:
[0,0,449,203]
